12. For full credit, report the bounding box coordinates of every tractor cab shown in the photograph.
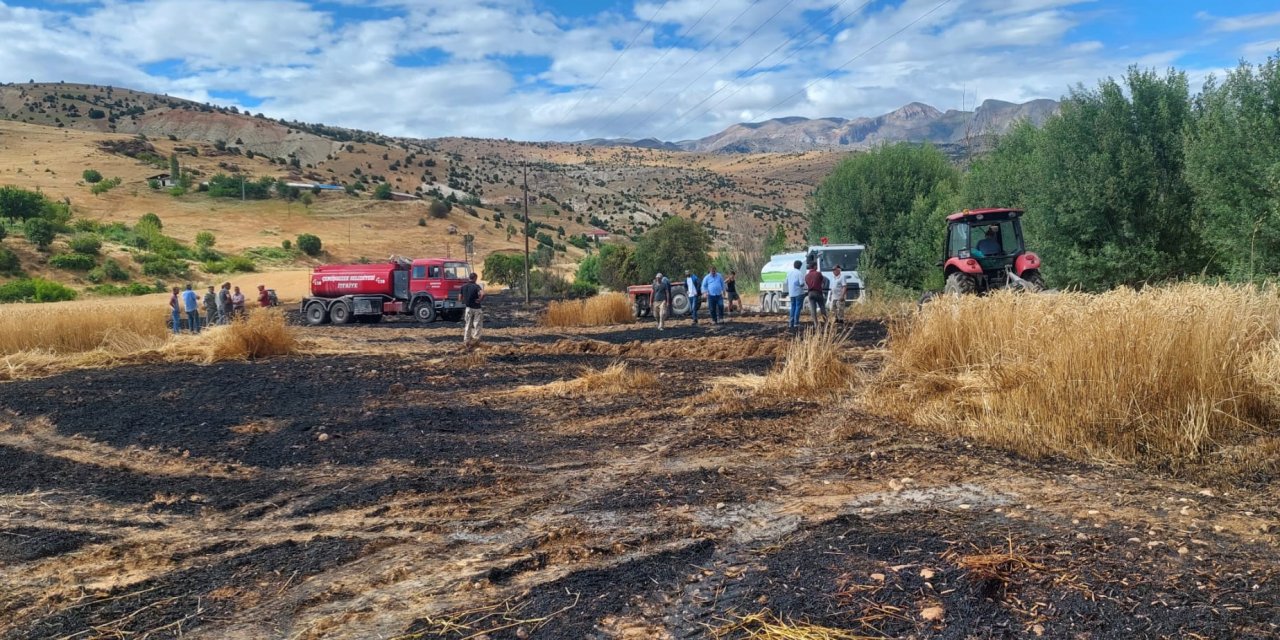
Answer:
[941,208,1044,294]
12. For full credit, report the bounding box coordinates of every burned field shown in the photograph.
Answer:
[1,306,1278,639]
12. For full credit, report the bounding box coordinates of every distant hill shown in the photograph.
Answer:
[583,99,1060,154]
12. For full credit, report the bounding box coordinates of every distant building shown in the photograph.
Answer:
[389,191,420,202]
[284,182,344,190]
[147,173,175,187]
[503,196,520,205]
[588,229,610,241]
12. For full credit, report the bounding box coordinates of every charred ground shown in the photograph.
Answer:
[1,299,1276,639]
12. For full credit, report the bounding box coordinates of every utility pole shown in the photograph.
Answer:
[523,161,531,304]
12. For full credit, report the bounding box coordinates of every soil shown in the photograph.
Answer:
[1,299,1277,639]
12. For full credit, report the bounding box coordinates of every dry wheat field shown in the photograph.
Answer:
[1,287,1278,639]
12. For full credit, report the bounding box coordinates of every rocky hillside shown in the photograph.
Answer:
[616,99,1060,154]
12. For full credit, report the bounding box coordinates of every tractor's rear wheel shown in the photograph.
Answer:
[670,291,690,315]
[944,273,977,296]
[1022,270,1045,290]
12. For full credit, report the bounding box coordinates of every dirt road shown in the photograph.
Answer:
[1,301,1277,638]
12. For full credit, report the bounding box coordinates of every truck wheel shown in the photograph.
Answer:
[413,301,437,323]
[671,291,689,315]
[329,300,352,324]
[769,292,781,313]
[758,293,768,313]
[944,273,977,295]
[304,301,329,325]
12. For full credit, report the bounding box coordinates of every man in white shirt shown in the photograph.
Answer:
[784,259,805,329]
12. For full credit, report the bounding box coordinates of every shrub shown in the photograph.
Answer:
[23,218,55,248]
[0,247,20,275]
[90,177,122,195]
[147,179,160,190]
[568,280,598,298]
[0,278,77,303]
[86,282,155,296]
[0,185,49,220]
[428,199,450,219]
[168,186,186,197]
[373,183,393,200]
[139,212,162,229]
[194,231,216,248]
[138,253,187,278]
[225,255,256,272]
[541,293,632,327]
[49,252,96,270]
[71,219,100,233]
[244,246,296,262]
[418,217,426,227]
[68,232,102,254]
[296,233,322,256]
[483,252,525,286]
[82,169,103,183]
[281,239,292,251]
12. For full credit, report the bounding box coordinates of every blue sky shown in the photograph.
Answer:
[0,0,1276,141]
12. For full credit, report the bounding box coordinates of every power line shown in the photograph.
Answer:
[655,0,876,140]
[590,0,725,133]
[601,0,760,139]
[749,0,955,126]
[618,0,800,140]
[554,0,671,131]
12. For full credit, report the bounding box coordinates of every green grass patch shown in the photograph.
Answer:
[0,278,77,303]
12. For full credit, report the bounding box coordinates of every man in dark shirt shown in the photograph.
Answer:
[458,273,485,348]
[650,272,671,330]
[803,262,828,328]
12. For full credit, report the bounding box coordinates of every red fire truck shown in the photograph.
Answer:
[302,257,473,325]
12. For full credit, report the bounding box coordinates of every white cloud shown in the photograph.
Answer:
[1200,10,1280,33]
[0,0,1275,142]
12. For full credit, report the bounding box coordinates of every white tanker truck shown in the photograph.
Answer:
[757,243,866,313]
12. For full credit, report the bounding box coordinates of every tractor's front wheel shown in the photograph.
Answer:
[944,273,977,296]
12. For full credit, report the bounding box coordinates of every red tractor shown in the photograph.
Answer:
[940,208,1045,294]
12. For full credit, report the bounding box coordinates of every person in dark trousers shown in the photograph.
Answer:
[181,283,201,333]
[685,270,702,325]
[459,273,485,348]
[701,266,725,325]
[217,282,232,324]
[725,270,741,314]
[203,285,217,326]
[650,272,672,330]
[804,262,828,328]
[168,286,182,334]
[785,260,805,329]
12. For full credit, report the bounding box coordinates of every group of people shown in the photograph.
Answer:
[648,266,741,330]
[168,282,275,333]
[785,259,853,330]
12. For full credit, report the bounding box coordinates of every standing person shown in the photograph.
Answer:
[829,265,848,324]
[725,270,741,314]
[785,259,805,330]
[231,285,246,319]
[685,270,702,326]
[168,286,182,334]
[650,272,671,331]
[203,285,217,327]
[257,284,272,308]
[217,282,231,324]
[804,262,828,328]
[458,273,484,348]
[181,283,201,333]
[701,267,725,325]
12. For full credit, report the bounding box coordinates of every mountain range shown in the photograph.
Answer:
[583,99,1060,154]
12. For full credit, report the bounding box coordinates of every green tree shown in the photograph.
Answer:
[139,212,163,229]
[0,247,19,275]
[597,243,639,291]
[1026,67,1203,289]
[763,223,788,256]
[428,199,450,219]
[808,142,958,288]
[483,252,525,286]
[0,186,49,221]
[82,169,103,183]
[373,183,393,200]
[23,218,55,248]
[632,215,712,279]
[533,244,554,268]
[169,152,179,180]
[575,253,601,285]
[1185,54,1280,280]
[296,233,323,256]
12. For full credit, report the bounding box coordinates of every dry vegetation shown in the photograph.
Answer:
[515,361,656,396]
[714,611,881,640]
[0,304,301,379]
[871,284,1280,472]
[714,327,861,398]
[541,293,634,327]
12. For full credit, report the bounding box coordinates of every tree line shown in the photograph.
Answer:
[808,54,1280,291]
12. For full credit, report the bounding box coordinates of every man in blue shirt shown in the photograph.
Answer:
[701,267,726,325]
[784,259,805,329]
[181,283,201,333]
